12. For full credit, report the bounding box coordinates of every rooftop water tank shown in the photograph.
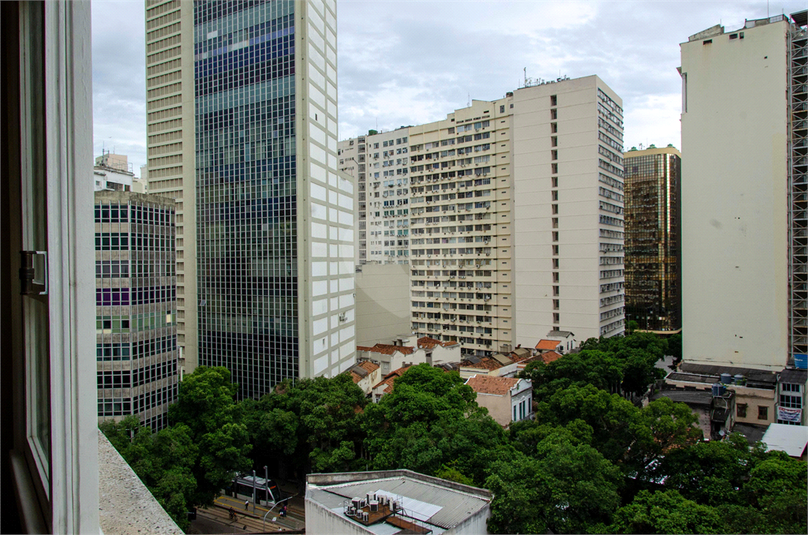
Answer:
[720,373,732,384]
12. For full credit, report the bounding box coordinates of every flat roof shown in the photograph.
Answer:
[306,470,491,532]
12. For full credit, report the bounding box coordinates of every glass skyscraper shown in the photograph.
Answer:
[193,0,355,400]
[623,145,681,332]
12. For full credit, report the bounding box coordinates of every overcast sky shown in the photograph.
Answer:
[92,0,805,177]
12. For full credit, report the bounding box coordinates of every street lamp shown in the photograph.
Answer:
[264,465,268,503]
[262,494,298,533]
[252,470,256,513]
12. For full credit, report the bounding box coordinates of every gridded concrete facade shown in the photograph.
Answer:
[194,0,354,399]
[95,191,179,431]
[145,0,198,372]
[624,146,681,331]
[339,128,410,264]
[406,77,624,356]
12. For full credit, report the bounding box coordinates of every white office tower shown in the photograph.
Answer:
[680,11,807,371]
[407,76,625,356]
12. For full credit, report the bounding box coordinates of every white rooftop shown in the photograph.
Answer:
[761,423,808,457]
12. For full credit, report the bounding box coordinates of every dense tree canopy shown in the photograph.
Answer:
[100,331,807,535]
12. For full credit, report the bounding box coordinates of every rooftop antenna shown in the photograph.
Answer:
[467,93,470,107]
[524,67,527,87]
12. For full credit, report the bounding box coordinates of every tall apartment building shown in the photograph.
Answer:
[407,76,625,356]
[145,0,198,372]
[623,145,681,332]
[95,191,179,430]
[193,0,354,399]
[339,128,411,264]
[680,11,807,371]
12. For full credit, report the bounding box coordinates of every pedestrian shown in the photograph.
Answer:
[244,500,249,510]
[229,507,236,521]
[280,504,287,518]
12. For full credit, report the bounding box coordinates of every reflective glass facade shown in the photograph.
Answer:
[195,1,298,398]
[624,148,681,331]
[194,0,352,399]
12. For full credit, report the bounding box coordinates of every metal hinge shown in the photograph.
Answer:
[19,250,48,296]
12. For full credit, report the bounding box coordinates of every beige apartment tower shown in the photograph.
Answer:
[406,76,625,356]
[680,12,807,371]
[145,0,198,372]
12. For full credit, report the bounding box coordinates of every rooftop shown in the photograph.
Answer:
[547,330,574,338]
[306,469,492,533]
[780,368,807,385]
[536,339,561,350]
[351,361,380,383]
[358,343,416,356]
[761,423,808,457]
[465,375,520,396]
[372,366,411,394]
[417,336,458,349]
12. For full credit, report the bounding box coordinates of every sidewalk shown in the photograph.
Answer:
[214,494,305,532]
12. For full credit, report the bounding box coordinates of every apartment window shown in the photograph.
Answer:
[552,231,559,242]
[551,136,558,147]
[550,94,557,106]
[553,286,559,296]
[551,177,558,188]
[553,258,559,269]
[551,163,558,174]
[551,190,558,201]
[551,122,558,133]
[499,105,504,113]
[553,313,560,324]
[737,404,747,418]
[552,245,559,256]
[552,217,558,229]
[551,150,558,161]
[552,204,558,215]
[553,299,560,310]
[758,406,768,420]
[550,109,557,120]
[552,272,559,283]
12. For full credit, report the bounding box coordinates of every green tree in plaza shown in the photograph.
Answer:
[167,366,252,507]
[243,373,368,475]
[362,364,506,485]
[486,429,622,534]
[610,490,722,534]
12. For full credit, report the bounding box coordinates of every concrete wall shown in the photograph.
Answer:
[355,263,411,346]
[513,76,625,344]
[680,20,789,371]
[475,393,511,426]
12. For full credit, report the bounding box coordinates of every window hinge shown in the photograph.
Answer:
[19,250,48,296]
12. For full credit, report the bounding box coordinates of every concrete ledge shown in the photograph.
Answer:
[98,430,183,535]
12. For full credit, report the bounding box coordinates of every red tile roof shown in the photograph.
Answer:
[372,366,411,394]
[358,343,415,355]
[541,350,563,364]
[536,339,561,350]
[417,336,459,349]
[461,356,506,371]
[350,361,380,383]
[466,375,520,396]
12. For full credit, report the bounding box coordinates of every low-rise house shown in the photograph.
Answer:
[546,330,577,352]
[357,335,461,374]
[371,366,410,403]
[350,361,382,396]
[465,374,533,427]
[535,339,562,353]
[776,368,807,425]
[666,363,777,428]
[458,354,517,379]
[651,386,735,440]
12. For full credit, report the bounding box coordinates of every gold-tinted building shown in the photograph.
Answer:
[624,145,681,331]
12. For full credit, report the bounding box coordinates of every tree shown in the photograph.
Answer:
[486,430,622,534]
[667,333,682,363]
[363,364,505,485]
[743,451,808,534]
[610,490,722,534]
[168,366,252,507]
[244,373,368,477]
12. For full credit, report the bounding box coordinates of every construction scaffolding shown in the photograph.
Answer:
[789,11,808,366]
